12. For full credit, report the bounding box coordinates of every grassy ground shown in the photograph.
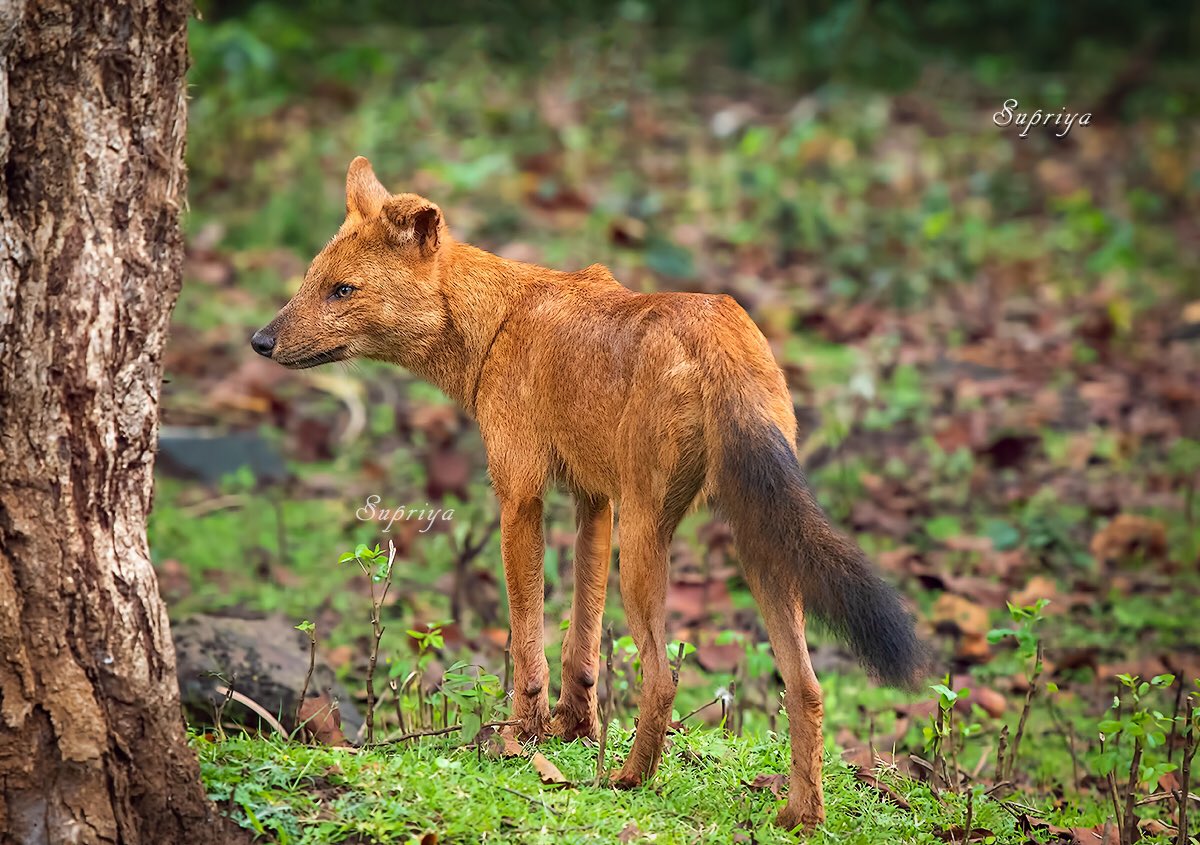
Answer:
[169,6,1200,843]
[197,727,1028,845]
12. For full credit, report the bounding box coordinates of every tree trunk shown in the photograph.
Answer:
[0,2,239,843]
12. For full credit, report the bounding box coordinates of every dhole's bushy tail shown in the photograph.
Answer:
[714,415,927,689]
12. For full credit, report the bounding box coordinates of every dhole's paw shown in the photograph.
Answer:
[608,766,646,790]
[774,803,823,833]
[548,708,599,743]
[514,707,550,742]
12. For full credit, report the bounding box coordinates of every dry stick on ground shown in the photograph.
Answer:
[1168,680,1186,764]
[949,706,962,795]
[1005,641,1043,782]
[595,626,614,786]
[211,674,236,741]
[398,671,422,732]
[995,725,1010,785]
[1047,696,1082,791]
[931,699,950,792]
[503,629,512,700]
[1122,740,1144,845]
[677,696,724,725]
[214,683,288,737]
[295,625,317,739]
[960,786,975,845]
[1100,735,1125,835]
[1179,698,1197,845]
[382,719,520,745]
[362,542,397,744]
[473,776,560,817]
[728,675,741,736]
[389,680,406,734]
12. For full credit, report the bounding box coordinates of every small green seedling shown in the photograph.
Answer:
[1096,672,1178,845]
[926,678,972,794]
[988,598,1049,782]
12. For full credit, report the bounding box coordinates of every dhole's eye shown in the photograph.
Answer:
[330,283,356,300]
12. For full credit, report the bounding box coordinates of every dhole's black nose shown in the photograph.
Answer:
[250,329,276,358]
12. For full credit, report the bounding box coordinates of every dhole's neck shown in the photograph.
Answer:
[418,239,543,413]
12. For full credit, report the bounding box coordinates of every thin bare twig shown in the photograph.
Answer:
[295,626,317,738]
[961,787,975,845]
[1122,741,1143,845]
[1100,735,1124,837]
[472,775,559,816]
[215,683,288,737]
[380,719,519,745]
[1006,641,1042,781]
[362,541,397,744]
[995,725,1009,784]
[596,626,614,786]
[677,696,723,725]
[1135,790,1200,806]
[1179,705,1196,845]
[1048,697,1081,792]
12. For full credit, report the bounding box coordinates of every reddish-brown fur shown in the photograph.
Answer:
[252,158,926,830]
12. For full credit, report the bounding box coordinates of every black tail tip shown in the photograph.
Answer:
[841,574,931,692]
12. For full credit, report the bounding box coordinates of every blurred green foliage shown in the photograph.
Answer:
[196,0,1199,95]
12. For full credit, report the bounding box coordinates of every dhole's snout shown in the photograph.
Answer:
[250,327,276,358]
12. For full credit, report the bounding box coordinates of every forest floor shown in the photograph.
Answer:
[165,9,1200,844]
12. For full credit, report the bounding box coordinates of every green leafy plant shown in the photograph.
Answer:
[388,621,451,733]
[337,542,397,743]
[294,620,317,738]
[988,598,1048,783]
[441,661,504,745]
[1175,679,1199,845]
[667,639,696,684]
[1096,672,1178,845]
[926,678,973,794]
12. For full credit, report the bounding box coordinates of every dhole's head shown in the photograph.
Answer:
[250,156,449,369]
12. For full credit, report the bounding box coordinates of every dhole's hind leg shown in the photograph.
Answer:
[500,495,551,739]
[743,569,826,830]
[610,510,676,788]
[551,494,612,741]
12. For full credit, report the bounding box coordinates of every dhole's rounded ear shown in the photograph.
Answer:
[345,156,390,219]
[381,195,444,255]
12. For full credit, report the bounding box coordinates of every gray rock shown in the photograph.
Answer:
[173,612,362,738]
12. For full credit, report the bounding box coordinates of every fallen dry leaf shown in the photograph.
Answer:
[933,593,990,637]
[486,726,526,759]
[531,752,571,787]
[1090,514,1167,566]
[746,772,787,798]
[618,822,642,843]
[298,693,350,747]
[969,686,1007,718]
[955,632,993,663]
[1138,818,1176,837]
[1010,575,1059,611]
[852,768,911,809]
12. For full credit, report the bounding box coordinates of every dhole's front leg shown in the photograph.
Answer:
[551,494,612,741]
[500,496,550,738]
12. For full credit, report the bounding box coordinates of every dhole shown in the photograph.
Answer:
[252,157,926,830]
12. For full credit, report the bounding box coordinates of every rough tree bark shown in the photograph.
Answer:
[0,2,239,843]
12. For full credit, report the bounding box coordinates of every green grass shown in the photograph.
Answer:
[196,727,1024,845]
